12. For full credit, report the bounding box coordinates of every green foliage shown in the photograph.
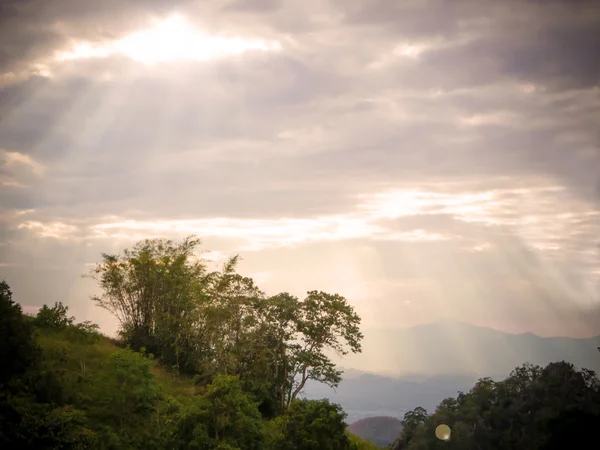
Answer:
[0,280,39,390]
[347,432,385,450]
[391,361,600,450]
[392,407,428,449]
[20,405,98,449]
[91,348,162,428]
[34,302,74,329]
[283,291,363,409]
[3,402,98,449]
[3,250,600,450]
[88,236,364,415]
[174,374,265,449]
[88,236,207,374]
[276,398,352,450]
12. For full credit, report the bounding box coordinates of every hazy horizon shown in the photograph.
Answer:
[1,0,600,346]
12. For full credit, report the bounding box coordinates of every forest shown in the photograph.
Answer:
[1,236,599,449]
[391,357,600,449]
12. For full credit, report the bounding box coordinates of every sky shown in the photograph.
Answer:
[1,0,600,340]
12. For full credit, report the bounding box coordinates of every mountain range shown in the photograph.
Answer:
[303,320,600,424]
[331,319,600,377]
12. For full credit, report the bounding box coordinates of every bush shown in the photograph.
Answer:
[35,302,74,330]
[277,399,352,450]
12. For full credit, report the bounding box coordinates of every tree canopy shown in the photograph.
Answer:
[391,361,600,450]
[87,236,363,415]
[0,275,377,449]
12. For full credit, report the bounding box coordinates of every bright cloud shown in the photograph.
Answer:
[1,150,45,176]
[55,14,282,65]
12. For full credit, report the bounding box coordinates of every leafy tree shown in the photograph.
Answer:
[239,291,299,416]
[34,302,74,329]
[91,348,162,429]
[87,236,208,374]
[0,280,39,390]
[273,291,363,410]
[17,405,98,449]
[199,256,266,379]
[175,374,264,449]
[392,407,429,449]
[392,361,600,450]
[276,398,352,450]
[88,238,364,416]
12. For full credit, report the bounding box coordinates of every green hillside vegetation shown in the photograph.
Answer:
[3,234,598,449]
[392,360,600,450]
[0,236,381,449]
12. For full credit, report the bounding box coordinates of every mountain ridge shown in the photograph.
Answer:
[304,320,600,423]
[332,319,600,377]
[362,318,600,340]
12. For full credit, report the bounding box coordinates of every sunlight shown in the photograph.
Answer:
[394,43,425,58]
[357,189,497,221]
[89,215,385,251]
[18,221,78,239]
[56,43,111,61]
[55,14,281,65]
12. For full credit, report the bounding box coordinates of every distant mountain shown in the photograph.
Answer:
[347,416,403,446]
[333,320,600,377]
[302,320,600,422]
[302,371,477,423]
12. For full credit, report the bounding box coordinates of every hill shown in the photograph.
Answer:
[4,312,381,449]
[333,319,600,377]
[304,320,600,422]
[1,274,380,450]
[348,416,403,446]
[303,371,477,422]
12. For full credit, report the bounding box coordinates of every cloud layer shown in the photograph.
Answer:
[1,0,599,340]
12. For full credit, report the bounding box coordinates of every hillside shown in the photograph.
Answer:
[2,247,379,450]
[347,416,403,446]
[3,308,380,449]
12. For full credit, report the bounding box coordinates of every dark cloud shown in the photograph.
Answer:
[334,0,466,38]
[222,0,282,13]
[499,23,600,90]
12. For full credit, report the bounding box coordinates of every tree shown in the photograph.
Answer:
[390,361,600,450]
[277,399,352,450]
[87,236,208,374]
[199,256,266,379]
[0,280,38,390]
[282,291,363,409]
[92,348,162,429]
[392,407,429,449]
[175,375,264,450]
[34,302,74,329]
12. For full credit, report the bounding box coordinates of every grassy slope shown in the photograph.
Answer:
[34,327,382,448]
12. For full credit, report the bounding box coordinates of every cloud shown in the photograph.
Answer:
[0,0,599,345]
[1,150,45,174]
